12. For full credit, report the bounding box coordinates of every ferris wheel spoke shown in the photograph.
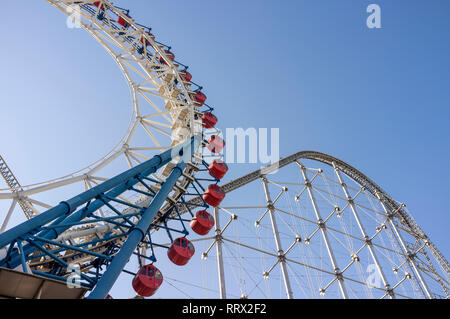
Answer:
[124,152,134,168]
[138,91,173,124]
[25,197,52,210]
[139,121,162,147]
[141,121,171,137]
[127,151,148,161]
[89,176,108,182]
[126,151,143,164]
[274,207,318,227]
[141,118,172,129]
[119,59,154,82]
[128,146,168,151]
[222,242,268,298]
[0,199,17,233]
[141,111,171,120]
[87,149,125,176]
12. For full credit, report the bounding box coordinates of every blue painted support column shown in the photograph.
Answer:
[87,161,186,299]
[0,138,192,250]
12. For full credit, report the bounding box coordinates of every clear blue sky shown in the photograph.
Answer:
[0,0,449,297]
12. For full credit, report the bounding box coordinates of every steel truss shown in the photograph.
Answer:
[0,137,206,298]
[0,1,447,300]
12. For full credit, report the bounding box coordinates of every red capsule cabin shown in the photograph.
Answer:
[159,50,175,65]
[140,32,156,47]
[93,1,105,19]
[105,294,114,299]
[93,1,105,9]
[167,237,195,266]
[117,13,131,28]
[207,135,225,153]
[202,112,218,129]
[179,70,192,83]
[132,264,163,297]
[209,159,228,180]
[190,210,215,236]
[203,184,226,207]
[192,91,207,106]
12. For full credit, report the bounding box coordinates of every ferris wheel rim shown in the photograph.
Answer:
[1,0,200,195]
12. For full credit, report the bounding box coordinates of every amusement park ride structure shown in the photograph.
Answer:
[0,1,448,299]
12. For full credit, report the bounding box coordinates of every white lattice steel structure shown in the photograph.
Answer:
[0,0,212,278]
[0,1,448,299]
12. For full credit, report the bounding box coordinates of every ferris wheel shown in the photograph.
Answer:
[0,0,448,299]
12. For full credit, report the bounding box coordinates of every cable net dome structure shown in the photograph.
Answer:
[0,0,448,299]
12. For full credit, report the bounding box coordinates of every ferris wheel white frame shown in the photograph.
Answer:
[0,1,448,300]
[0,0,205,228]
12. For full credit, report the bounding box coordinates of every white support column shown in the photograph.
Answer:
[214,207,227,299]
[261,177,294,299]
[332,162,394,298]
[1,199,17,233]
[374,192,433,299]
[298,162,349,299]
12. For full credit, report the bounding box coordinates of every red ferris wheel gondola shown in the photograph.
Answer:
[132,264,163,297]
[93,1,105,10]
[202,112,218,129]
[117,13,131,28]
[159,50,175,65]
[192,91,207,106]
[208,159,228,180]
[190,210,215,235]
[179,69,192,83]
[140,32,156,47]
[167,237,195,266]
[207,135,225,153]
[203,184,226,207]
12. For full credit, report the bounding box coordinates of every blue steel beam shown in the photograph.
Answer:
[87,161,187,299]
[0,136,198,268]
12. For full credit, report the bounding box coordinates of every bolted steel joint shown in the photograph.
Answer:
[215,233,223,242]
[318,219,326,229]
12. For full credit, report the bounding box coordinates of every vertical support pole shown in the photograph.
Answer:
[261,177,294,299]
[87,161,186,299]
[16,239,29,273]
[375,191,433,299]
[214,207,227,299]
[298,162,349,299]
[332,162,394,298]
